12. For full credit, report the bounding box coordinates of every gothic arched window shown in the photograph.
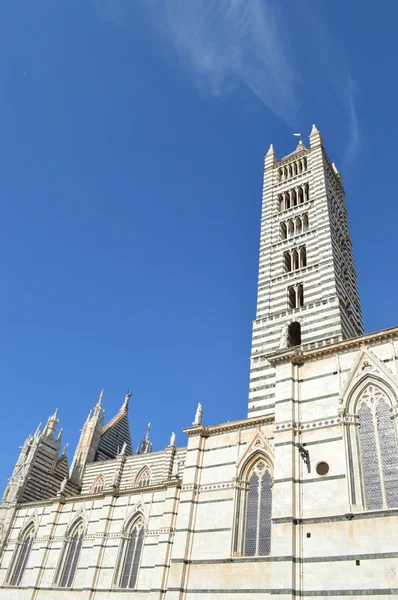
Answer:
[357,385,398,510]
[116,516,145,589]
[136,467,151,488]
[234,457,273,557]
[56,520,84,588]
[7,524,34,586]
[90,474,105,494]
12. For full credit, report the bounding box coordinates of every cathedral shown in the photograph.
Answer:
[1,125,398,599]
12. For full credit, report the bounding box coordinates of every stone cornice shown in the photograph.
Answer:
[183,414,274,438]
[265,325,398,366]
[8,479,182,510]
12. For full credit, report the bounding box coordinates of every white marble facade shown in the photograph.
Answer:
[1,129,398,599]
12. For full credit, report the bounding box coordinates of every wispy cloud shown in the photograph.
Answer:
[344,74,360,169]
[91,0,360,166]
[138,0,299,125]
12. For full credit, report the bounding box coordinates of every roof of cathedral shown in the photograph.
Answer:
[95,395,133,461]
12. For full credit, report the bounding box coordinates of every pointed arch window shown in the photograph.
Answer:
[234,458,273,557]
[7,524,34,586]
[90,474,105,494]
[56,520,84,588]
[357,385,398,510]
[136,467,151,488]
[116,516,145,589]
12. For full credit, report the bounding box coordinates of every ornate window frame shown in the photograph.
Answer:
[90,474,105,494]
[344,375,398,511]
[135,466,151,488]
[6,522,35,586]
[113,513,146,589]
[54,518,85,588]
[233,449,273,557]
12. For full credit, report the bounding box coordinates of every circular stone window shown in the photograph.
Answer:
[316,461,330,477]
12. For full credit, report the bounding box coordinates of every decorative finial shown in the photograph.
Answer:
[56,428,63,443]
[122,390,132,411]
[61,443,68,457]
[34,423,42,438]
[169,432,176,447]
[98,389,104,406]
[119,441,127,456]
[193,403,203,426]
[59,477,68,494]
[136,423,153,455]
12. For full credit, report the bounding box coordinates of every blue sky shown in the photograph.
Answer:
[0,0,396,490]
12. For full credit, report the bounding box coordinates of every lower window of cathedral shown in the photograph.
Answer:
[56,520,84,588]
[7,525,34,586]
[358,386,398,509]
[118,517,145,588]
[239,459,272,557]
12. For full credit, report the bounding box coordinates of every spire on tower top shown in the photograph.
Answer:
[310,123,319,135]
[266,143,275,156]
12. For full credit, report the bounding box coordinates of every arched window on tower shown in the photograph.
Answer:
[303,213,309,232]
[280,222,287,240]
[288,286,296,309]
[287,220,294,239]
[115,515,145,589]
[295,216,302,236]
[357,385,398,510]
[297,284,304,308]
[284,252,292,273]
[292,249,299,271]
[234,457,273,557]
[299,246,307,268]
[56,519,84,588]
[7,524,34,586]
[287,322,301,347]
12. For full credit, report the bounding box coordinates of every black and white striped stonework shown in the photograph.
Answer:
[248,128,364,417]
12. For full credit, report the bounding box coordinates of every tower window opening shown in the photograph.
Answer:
[297,284,304,307]
[284,192,290,210]
[295,217,302,236]
[284,252,292,273]
[292,189,297,207]
[298,187,304,204]
[280,222,287,240]
[300,246,307,268]
[288,286,296,309]
[303,213,309,232]
[288,220,294,239]
[292,249,299,271]
[287,322,301,347]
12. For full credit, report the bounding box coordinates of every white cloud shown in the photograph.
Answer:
[137,0,299,125]
[91,0,360,164]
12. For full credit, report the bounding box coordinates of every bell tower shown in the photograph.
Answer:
[248,126,363,417]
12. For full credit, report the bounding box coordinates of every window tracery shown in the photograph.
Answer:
[90,474,105,494]
[357,385,398,510]
[234,456,272,557]
[135,467,151,488]
[116,516,145,589]
[7,524,34,586]
[56,520,84,588]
